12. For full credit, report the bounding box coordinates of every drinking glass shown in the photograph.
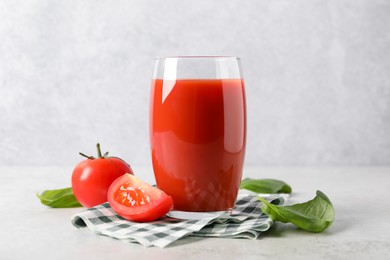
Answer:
[150,56,246,218]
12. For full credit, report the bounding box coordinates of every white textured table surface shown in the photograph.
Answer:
[1,166,389,259]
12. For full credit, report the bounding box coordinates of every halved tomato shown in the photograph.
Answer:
[107,174,173,222]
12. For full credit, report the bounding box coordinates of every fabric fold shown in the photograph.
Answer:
[71,191,288,248]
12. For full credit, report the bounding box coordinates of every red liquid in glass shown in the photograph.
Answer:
[150,79,246,212]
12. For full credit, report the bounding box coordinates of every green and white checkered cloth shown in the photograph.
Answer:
[71,191,287,248]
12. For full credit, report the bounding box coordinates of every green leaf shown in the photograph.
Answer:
[37,187,82,208]
[258,190,335,232]
[240,178,292,194]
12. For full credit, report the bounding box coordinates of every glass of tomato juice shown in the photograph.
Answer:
[150,56,246,218]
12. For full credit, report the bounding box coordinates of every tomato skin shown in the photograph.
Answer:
[72,157,133,208]
[108,174,173,222]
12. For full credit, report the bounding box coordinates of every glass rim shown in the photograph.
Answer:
[155,56,240,61]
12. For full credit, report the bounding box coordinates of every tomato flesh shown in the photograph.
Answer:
[112,182,152,207]
[108,174,173,222]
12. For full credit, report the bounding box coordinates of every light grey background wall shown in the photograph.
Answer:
[1,0,389,166]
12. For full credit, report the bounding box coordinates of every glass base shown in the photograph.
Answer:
[167,209,231,220]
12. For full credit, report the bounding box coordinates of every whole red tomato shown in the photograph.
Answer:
[71,143,134,208]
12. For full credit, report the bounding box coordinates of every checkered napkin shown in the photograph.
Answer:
[71,191,287,248]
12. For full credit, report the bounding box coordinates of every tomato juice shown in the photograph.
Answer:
[150,79,246,212]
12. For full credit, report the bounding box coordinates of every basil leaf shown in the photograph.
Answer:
[37,187,82,208]
[240,178,292,194]
[258,190,335,232]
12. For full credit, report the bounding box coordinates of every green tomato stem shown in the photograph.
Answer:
[96,143,103,158]
[79,143,108,160]
[79,152,94,159]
